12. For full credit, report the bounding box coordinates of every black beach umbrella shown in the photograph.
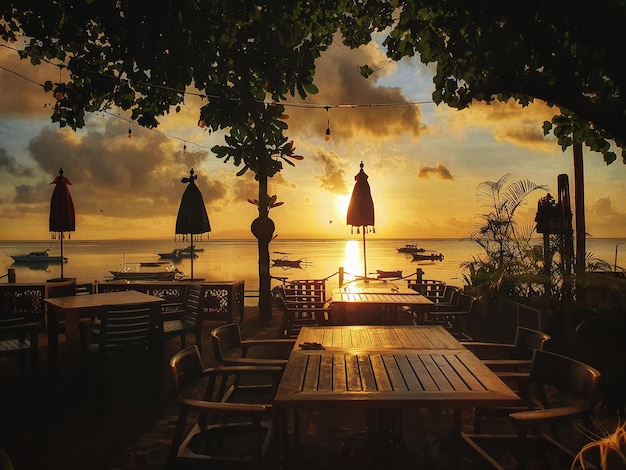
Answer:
[49,168,75,278]
[175,168,211,280]
[346,161,375,280]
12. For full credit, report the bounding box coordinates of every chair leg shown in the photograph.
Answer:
[516,424,528,470]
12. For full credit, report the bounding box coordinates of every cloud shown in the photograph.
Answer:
[418,162,454,180]
[286,39,425,144]
[586,196,626,238]
[311,148,349,194]
[0,148,34,177]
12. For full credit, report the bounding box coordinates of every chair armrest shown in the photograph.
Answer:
[510,405,588,426]
[241,339,296,348]
[483,359,532,371]
[0,320,40,332]
[464,342,514,354]
[178,397,268,415]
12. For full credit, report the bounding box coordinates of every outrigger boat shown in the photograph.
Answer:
[181,245,204,253]
[271,252,311,269]
[396,244,426,254]
[158,248,198,260]
[411,252,444,261]
[374,269,403,279]
[108,268,184,281]
[10,248,67,263]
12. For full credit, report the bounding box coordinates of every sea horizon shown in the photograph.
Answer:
[2,237,624,303]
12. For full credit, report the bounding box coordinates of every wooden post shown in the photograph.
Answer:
[8,268,16,283]
[339,267,344,287]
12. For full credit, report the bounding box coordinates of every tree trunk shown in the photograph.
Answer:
[251,138,274,327]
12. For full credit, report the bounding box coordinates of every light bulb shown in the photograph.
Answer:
[324,128,331,142]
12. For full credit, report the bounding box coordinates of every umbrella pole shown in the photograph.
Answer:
[189,234,194,280]
[362,228,368,282]
[60,232,64,279]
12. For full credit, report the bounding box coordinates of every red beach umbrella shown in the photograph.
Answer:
[49,168,75,278]
[347,161,375,280]
[175,168,211,280]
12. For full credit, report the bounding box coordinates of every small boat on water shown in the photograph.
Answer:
[158,249,198,260]
[181,245,204,253]
[396,244,426,254]
[271,252,310,269]
[138,260,171,268]
[109,267,183,281]
[411,252,444,261]
[10,249,67,263]
[375,269,403,279]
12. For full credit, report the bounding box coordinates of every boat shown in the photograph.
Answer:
[396,244,426,254]
[271,252,310,269]
[10,249,67,263]
[375,269,403,279]
[158,249,198,260]
[108,267,184,281]
[181,245,204,253]
[138,260,171,268]
[411,252,444,261]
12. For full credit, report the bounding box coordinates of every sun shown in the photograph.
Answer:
[336,195,351,219]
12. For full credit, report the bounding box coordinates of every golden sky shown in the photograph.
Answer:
[1,39,625,241]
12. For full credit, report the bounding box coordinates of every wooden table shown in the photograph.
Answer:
[45,290,165,388]
[275,325,520,467]
[331,284,433,324]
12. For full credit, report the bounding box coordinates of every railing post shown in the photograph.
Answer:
[8,268,15,283]
[415,268,423,283]
[339,267,344,288]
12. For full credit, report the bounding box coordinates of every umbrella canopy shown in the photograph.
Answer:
[175,168,211,280]
[49,168,75,278]
[347,161,375,279]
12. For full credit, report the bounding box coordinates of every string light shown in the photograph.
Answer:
[324,106,331,142]
[0,44,436,148]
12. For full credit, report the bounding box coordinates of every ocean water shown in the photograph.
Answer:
[2,238,624,299]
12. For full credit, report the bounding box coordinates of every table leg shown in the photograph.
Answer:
[64,310,82,393]
[47,307,60,377]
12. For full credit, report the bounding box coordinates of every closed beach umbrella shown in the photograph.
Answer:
[347,161,375,280]
[176,168,211,280]
[49,168,75,278]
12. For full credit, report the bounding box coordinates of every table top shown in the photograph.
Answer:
[296,325,463,351]
[331,288,433,306]
[275,325,520,409]
[44,290,165,310]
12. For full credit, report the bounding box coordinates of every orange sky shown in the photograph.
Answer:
[1,39,625,241]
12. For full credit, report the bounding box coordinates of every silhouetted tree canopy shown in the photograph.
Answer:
[343,0,626,165]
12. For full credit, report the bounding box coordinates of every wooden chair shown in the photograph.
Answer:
[210,323,295,369]
[81,303,159,403]
[0,318,39,385]
[161,284,204,354]
[468,327,552,432]
[168,345,281,469]
[274,287,331,338]
[0,284,45,386]
[417,292,474,340]
[464,326,551,372]
[462,350,602,470]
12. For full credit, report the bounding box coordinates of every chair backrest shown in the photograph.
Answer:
[170,345,204,398]
[46,279,76,299]
[182,284,203,324]
[210,323,243,364]
[457,293,474,312]
[530,350,601,411]
[440,285,459,303]
[513,327,551,359]
[96,303,155,354]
